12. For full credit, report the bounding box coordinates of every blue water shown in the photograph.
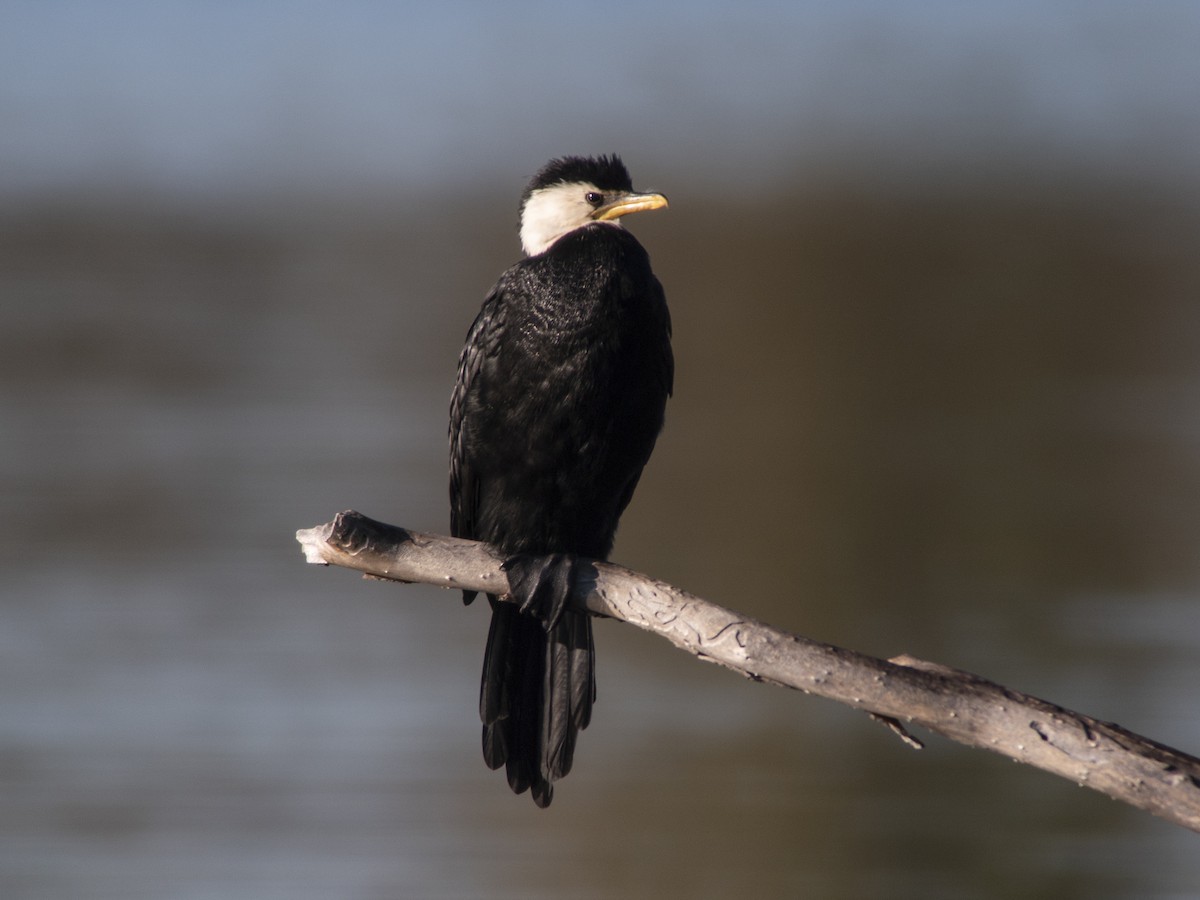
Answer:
[2,2,1198,199]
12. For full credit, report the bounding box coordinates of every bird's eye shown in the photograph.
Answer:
[585,191,604,206]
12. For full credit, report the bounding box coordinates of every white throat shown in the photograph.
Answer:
[519,182,622,256]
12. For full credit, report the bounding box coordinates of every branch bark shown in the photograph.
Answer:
[296,509,1200,833]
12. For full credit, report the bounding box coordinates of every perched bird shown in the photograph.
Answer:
[449,155,673,806]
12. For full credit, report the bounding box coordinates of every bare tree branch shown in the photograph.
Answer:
[296,509,1200,833]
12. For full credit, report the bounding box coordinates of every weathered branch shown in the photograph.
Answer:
[296,509,1200,833]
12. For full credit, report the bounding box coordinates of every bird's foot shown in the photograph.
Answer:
[501,552,579,631]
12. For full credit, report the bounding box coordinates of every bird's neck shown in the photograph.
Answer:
[521,219,623,257]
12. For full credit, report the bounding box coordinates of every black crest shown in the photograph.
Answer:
[520,155,633,208]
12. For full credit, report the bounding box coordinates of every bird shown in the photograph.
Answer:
[449,155,673,806]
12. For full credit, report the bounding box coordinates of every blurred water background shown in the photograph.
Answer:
[3,2,1200,897]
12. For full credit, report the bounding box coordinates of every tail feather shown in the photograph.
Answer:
[478,557,595,806]
[480,600,512,770]
[541,608,597,780]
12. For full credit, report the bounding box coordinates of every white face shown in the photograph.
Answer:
[519,181,620,256]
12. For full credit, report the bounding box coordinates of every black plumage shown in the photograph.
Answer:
[449,155,672,806]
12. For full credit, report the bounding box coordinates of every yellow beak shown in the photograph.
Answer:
[590,191,669,221]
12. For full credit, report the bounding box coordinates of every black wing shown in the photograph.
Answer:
[449,281,508,602]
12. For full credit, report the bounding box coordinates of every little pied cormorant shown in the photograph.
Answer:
[449,155,673,806]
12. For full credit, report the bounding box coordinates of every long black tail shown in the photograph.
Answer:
[479,569,595,807]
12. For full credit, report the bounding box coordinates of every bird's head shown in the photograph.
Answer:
[518,154,668,256]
